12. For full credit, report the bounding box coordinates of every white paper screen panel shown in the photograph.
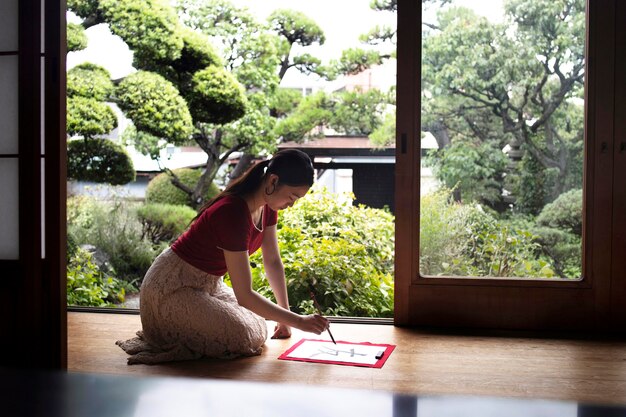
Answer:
[0,0,18,51]
[0,159,19,259]
[0,56,19,155]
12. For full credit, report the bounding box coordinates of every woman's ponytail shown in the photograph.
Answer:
[192,149,313,222]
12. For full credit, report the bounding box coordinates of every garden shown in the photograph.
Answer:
[65,0,585,316]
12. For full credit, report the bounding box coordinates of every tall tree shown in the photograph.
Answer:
[67,0,251,207]
[422,0,585,212]
[176,0,329,181]
[337,0,585,213]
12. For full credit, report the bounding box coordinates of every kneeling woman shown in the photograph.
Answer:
[117,149,329,364]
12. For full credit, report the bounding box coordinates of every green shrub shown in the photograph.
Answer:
[67,0,99,19]
[67,138,135,185]
[67,23,88,52]
[273,92,330,141]
[248,187,395,318]
[137,203,196,243]
[532,226,582,278]
[420,189,555,278]
[537,189,583,236]
[67,231,79,262]
[67,63,114,100]
[172,27,223,74]
[188,66,248,124]
[419,189,480,275]
[67,194,163,282]
[427,140,508,209]
[99,0,184,68]
[463,225,553,278]
[145,168,220,207]
[269,87,303,117]
[116,71,193,144]
[67,247,128,306]
[66,97,118,138]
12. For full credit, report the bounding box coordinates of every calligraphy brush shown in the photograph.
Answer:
[308,284,336,344]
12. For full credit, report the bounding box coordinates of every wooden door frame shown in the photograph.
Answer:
[0,0,67,368]
[394,0,622,331]
[611,0,626,328]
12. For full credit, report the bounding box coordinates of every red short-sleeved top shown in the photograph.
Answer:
[171,195,278,276]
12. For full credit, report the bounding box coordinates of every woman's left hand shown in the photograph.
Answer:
[271,322,292,339]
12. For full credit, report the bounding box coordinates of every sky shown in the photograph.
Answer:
[67,0,504,86]
[67,0,397,86]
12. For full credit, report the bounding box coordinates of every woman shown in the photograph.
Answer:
[117,149,329,364]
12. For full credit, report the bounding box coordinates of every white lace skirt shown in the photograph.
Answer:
[116,248,268,364]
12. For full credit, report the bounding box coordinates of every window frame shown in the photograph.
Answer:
[394,0,624,331]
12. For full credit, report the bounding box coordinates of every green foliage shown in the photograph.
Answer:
[146,27,224,84]
[67,63,115,101]
[267,8,327,79]
[176,0,281,90]
[220,93,277,156]
[513,151,558,215]
[329,0,398,77]
[428,140,508,208]
[121,124,162,160]
[421,1,585,214]
[67,0,99,18]
[232,31,281,91]
[537,189,583,236]
[268,9,325,46]
[145,168,220,207]
[273,88,390,141]
[67,194,162,281]
[67,96,118,138]
[369,112,396,147]
[136,203,197,244]
[67,23,88,52]
[188,66,248,124]
[67,247,128,306]
[67,231,80,262]
[249,188,395,318]
[370,0,398,12]
[273,92,330,141]
[419,189,555,278]
[419,189,479,275]
[174,27,223,73]
[532,226,581,278]
[99,0,184,68]
[464,224,553,278]
[176,0,257,39]
[67,138,135,185]
[269,88,303,118]
[116,71,194,144]
[332,48,383,76]
[329,89,389,135]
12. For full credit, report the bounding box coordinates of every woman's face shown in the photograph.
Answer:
[265,176,310,211]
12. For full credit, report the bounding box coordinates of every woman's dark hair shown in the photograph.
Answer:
[194,149,314,219]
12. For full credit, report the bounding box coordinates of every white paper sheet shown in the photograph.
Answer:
[284,340,385,365]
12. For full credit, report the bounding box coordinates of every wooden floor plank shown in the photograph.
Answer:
[68,312,626,405]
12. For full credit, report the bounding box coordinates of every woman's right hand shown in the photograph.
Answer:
[297,314,329,334]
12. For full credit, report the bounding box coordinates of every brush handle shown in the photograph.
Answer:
[309,290,336,344]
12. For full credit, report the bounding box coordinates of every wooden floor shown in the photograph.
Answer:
[68,311,626,406]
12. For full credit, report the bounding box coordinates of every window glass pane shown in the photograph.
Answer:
[0,159,19,259]
[420,0,585,280]
[0,56,19,154]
